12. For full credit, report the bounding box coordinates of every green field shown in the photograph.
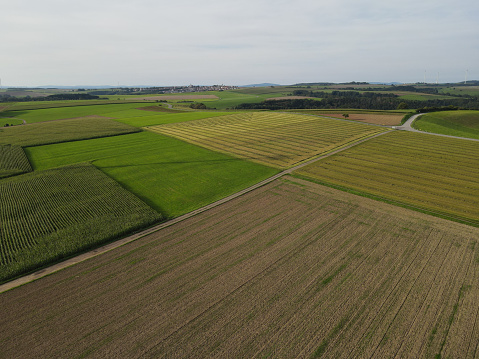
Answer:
[0,145,32,178]
[113,111,234,127]
[295,130,479,225]
[413,110,479,139]
[26,131,279,217]
[0,117,140,147]
[0,163,160,282]
[150,112,389,168]
[0,118,23,127]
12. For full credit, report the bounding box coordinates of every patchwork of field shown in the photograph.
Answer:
[0,145,32,178]
[0,163,160,282]
[296,130,479,225]
[1,177,478,358]
[113,111,233,127]
[26,131,279,217]
[0,117,140,146]
[149,112,389,168]
[414,110,479,139]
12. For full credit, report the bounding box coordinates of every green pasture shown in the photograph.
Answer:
[0,117,140,147]
[0,118,23,127]
[26,131,278,218]
[413,110,479,139]
[0,163,160,282]
[438,86,479,97]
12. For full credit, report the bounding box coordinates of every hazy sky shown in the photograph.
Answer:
[2,0,478,86]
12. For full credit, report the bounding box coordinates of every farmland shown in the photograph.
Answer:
[296,130,479,226]
[0,145,32,178]
[0,163,160,282]
[26,131,279,217]
[149,112,389,168]
[413,110,479,139]
[1,177,478,358]
[0,117,141,147]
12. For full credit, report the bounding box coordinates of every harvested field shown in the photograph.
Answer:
[149,112,388,168]
[0,145,32,178]
[319,113,403,126]
[296,130,479,226]
[0,117,141,147]
[1,177,478,358]
[133,95,219,101]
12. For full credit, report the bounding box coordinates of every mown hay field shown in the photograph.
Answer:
[0,163,161,282]
[0,145,32,178]
[296,130,479,225]
[414,110,479,139]
[0,117,140,147]
[1,177,478,358]
[149,112,389,168]
[26,131,279,217]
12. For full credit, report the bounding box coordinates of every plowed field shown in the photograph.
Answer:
[148,112,388,168]
[1,177,478,358]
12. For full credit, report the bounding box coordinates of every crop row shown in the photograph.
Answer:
[0,145,32,178]
[149,112,388,168]
[0,163,161,282]
[297,131,479,224]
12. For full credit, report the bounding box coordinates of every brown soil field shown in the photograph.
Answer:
[1,176,478,358]
[319,113,403,126]
[132,95,219,101]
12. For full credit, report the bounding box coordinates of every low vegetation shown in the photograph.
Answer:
[413,110,479,139]
[0,163,161,282]
[0,145,32,178]
[149,112,389,168]
[1,178,477,357]
[296,130,479,226]
[0,117,140,146]
[26,131,279,217]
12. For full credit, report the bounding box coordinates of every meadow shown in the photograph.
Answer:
[0,117,140,146]
[149,112,389,168]
[0,163,160,282]
[0,145,32,178]
[26,131,279,217]
[413,110,479,139]
[1,177,477,358]
[296,130,479,226]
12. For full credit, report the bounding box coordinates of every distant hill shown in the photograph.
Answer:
[241,83,282,88]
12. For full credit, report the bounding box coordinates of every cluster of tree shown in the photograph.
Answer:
[235,92,479,111]
[189,103,207,109]
[0,93,101,102]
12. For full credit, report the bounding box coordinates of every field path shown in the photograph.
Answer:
[397,113,479,142]
[0,131,390,293]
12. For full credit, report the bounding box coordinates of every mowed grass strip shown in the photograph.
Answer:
[26,131,279,218]
[296,130,479,225]
[149,112,389,168]
[0,145,32,178]
[0,163,160,283]
[0,117,140,146]
[414,110,479,139]
[1,177,478,358]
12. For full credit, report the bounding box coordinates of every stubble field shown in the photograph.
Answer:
[1,177,478,358]
[149,112,389,168]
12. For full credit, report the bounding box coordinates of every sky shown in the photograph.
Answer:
[2,0,479,87]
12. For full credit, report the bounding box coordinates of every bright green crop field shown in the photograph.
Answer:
[0,118,23,127]
[295,130,479,226]
[0,117,140,147]
[0,163,161,282]
[26,131,279,217]
[413,110,479,139]
[0,145,32,178]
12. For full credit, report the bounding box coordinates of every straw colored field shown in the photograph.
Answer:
[149,112,388,168]
[414,110,479,139]
[296,131,479,225]
[0,117,140,146]
[1,177,478,358]
[0,163,160,282]
[26,131,278,217]
[0,145,32,178]
[318,112,403,125]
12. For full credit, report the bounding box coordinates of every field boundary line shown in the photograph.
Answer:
[0,131,391,293]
